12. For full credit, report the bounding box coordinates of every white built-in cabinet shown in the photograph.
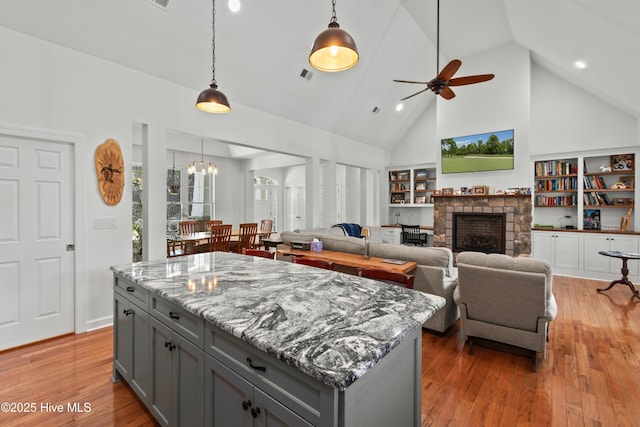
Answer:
[532,230,640,282]
[531,231,580,272]
[583,233,640,277]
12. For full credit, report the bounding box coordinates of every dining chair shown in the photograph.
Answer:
[401,224,428,246]
[242,248,276,259]
[210,224,233,252]
[255,219,274,249]
[292,257,335,270]
[357,268,414,289]
[232,223,258,254]
[205,220,223,233]
[179,221,199,234]
[166,239,184,257]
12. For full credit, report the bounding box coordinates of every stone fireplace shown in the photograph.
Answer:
[433,194,532,257]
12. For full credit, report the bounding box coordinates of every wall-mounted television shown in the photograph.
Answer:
[441,129,514,174]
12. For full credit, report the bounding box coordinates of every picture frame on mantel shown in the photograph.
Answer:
[472,185,487,195]
[442,187,454,196]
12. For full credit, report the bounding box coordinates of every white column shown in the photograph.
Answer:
[305,157,320,229]
[142,123,167,261]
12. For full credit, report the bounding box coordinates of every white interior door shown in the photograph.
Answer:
[285,186,305,231]
[0,136,75,350]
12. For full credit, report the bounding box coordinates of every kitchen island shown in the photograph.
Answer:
[111,252,445,426]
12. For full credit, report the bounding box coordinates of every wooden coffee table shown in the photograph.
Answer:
[277,248,417,274]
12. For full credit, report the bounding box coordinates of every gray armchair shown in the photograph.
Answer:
[453,252,557,371]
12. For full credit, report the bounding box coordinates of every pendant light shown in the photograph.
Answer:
[168,152,180,195]
[188,140,219,176]
[196,0,231,113]
[309,0,359,72]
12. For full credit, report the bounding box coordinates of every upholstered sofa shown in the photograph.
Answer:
[278,230,459,334]
[453,251,557,370]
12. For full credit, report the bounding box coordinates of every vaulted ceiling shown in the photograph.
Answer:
[0,0,638,152]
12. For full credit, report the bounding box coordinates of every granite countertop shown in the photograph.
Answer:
[111,252,445,391]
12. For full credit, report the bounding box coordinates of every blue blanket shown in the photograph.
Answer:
[333,223,363,238]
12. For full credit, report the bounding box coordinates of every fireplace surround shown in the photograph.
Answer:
[433,194,532,257]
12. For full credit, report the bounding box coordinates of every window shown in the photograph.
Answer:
[166,167,215,234]
[166,167,182,234]
[132,165,143,261]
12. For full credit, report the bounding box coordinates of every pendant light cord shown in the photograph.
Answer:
[436,0,440,74]
[330,0,337,24]
[211,0,217,85]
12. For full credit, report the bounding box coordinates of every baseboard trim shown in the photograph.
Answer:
[85,315,113,332]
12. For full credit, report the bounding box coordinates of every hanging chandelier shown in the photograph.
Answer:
[168,152,180,195]
[188,139,219,176]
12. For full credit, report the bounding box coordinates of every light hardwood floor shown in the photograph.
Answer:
[1,275,639,426]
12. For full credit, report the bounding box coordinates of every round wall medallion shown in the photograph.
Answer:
[95,138,125,206]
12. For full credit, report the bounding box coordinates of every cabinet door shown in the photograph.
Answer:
[382,228,401,244]
[150,318,173,427]
[532,232,555,266]
[254,388,313,427]
[609,235,640,276]
[205,355,253,427]
[173,332,205,427]
[130,303,150,405]
[583,234,611,273]
[113,293,131,380]
[554,233,580,270]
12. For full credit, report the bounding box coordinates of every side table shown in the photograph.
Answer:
[597,250,640,299]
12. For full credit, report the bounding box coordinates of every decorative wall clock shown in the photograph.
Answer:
[95,138,124,206]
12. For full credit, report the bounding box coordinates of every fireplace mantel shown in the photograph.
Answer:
[433,194,532,257]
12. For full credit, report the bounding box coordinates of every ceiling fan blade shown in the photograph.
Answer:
[437,59,462,81]
[400,87,431,101]
[393,79,430,85]
[440,87,456,100]
[449,74,495,86]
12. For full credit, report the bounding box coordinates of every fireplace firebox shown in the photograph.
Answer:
[453,213,506,254]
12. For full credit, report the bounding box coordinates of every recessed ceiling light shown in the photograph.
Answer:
[228,0,241,12]
[395,103,404,112]
[574,60,587,69]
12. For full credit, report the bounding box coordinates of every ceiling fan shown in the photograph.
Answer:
[394,0,494,101]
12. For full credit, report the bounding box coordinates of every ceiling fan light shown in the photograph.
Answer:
[196,82,231,113]
[309,23,359,72]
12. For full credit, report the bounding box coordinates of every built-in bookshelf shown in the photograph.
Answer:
[583,154,635,209]
[533,152,637,231]
[388,167,436,206]
[533,159,578,208]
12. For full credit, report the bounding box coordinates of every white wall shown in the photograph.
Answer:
[437,43,532,191]
[531,64,638,155]
[0,27,387,332]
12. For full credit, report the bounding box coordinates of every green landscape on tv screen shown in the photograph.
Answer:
[441,129,514,174]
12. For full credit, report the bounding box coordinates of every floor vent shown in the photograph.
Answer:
[299,68,314,82]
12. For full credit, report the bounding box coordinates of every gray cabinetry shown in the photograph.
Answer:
[112,282,150,406]
[112,263,428,427]
[205,354,312,427]
[150,310,205,427]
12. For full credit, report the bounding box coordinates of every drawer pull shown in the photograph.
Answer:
[123,309,133,316]
[169,312,180,320]
[246,357,266,372]
[164,341,176,351]
[241,400,251,411]
[251,407,261,419]
[126,286,135,293]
